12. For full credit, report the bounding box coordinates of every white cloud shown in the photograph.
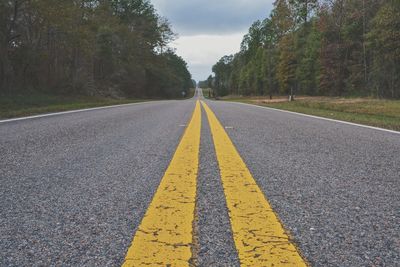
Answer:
[152,0,273,35]
[172,34,244,81]
[150,0,275,81]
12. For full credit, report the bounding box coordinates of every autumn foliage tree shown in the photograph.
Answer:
[0,0,192,98]
[209,0,399,99]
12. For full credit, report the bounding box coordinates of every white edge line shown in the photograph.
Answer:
[0,100,166,124]
[225,101,400,135]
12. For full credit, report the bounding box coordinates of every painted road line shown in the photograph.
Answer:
[230,101,400,135]
[201,101,307,266]
[0,101,161,124]
[122,101,201,267]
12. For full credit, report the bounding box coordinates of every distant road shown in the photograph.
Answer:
[1,89,399,266]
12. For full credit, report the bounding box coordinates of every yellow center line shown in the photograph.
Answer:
[201,101,307,267]
[123,101,201,267]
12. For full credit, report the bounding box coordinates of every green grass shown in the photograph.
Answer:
[0,92,148,119]
[226,97,400,131]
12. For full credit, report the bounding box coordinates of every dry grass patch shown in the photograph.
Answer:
[224,96,400,131]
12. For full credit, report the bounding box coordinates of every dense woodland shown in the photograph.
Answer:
[203,0,400,99]
[0,0,192,98]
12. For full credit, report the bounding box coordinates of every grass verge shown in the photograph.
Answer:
[0,93,150,119]
[224,96,400,131]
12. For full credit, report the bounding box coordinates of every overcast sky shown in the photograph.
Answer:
[151,0,274,81]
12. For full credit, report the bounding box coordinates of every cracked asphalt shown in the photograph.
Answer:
[196,107,239,266]
[0,100,194,266]
[205,100,400,267]
[1,91,399,266]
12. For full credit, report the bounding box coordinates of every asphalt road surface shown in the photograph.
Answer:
[1,89,399,266]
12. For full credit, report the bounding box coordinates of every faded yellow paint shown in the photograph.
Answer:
[123,101,201,267]
[201,101,307,267]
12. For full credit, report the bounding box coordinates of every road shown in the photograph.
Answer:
[1,89,399,266]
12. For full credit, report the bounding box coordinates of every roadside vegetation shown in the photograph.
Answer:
[202,88,213,99]
[0,0,193,109]
[224,96,400,131]
[0,86,198,119]
[0,93,148,119]
[200,0,400,100]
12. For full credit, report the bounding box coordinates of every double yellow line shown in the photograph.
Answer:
[123,100,307,266]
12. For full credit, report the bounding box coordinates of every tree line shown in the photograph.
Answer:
[203,0,400,99]
[0,0,193,98]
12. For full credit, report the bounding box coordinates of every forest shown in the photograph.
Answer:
[0,0,193,99]
[203,0,400,99]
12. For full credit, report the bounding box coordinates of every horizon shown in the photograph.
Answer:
[151,0,274,81]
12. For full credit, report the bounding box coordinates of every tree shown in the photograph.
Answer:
[367,0,400,98]
[296,19,321,95]
[0,0,192,98]
[290,0,319,24]
[277,34,297,96]
[318,0,348,96]
[205,0,399,99]
[212,55,234,96]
